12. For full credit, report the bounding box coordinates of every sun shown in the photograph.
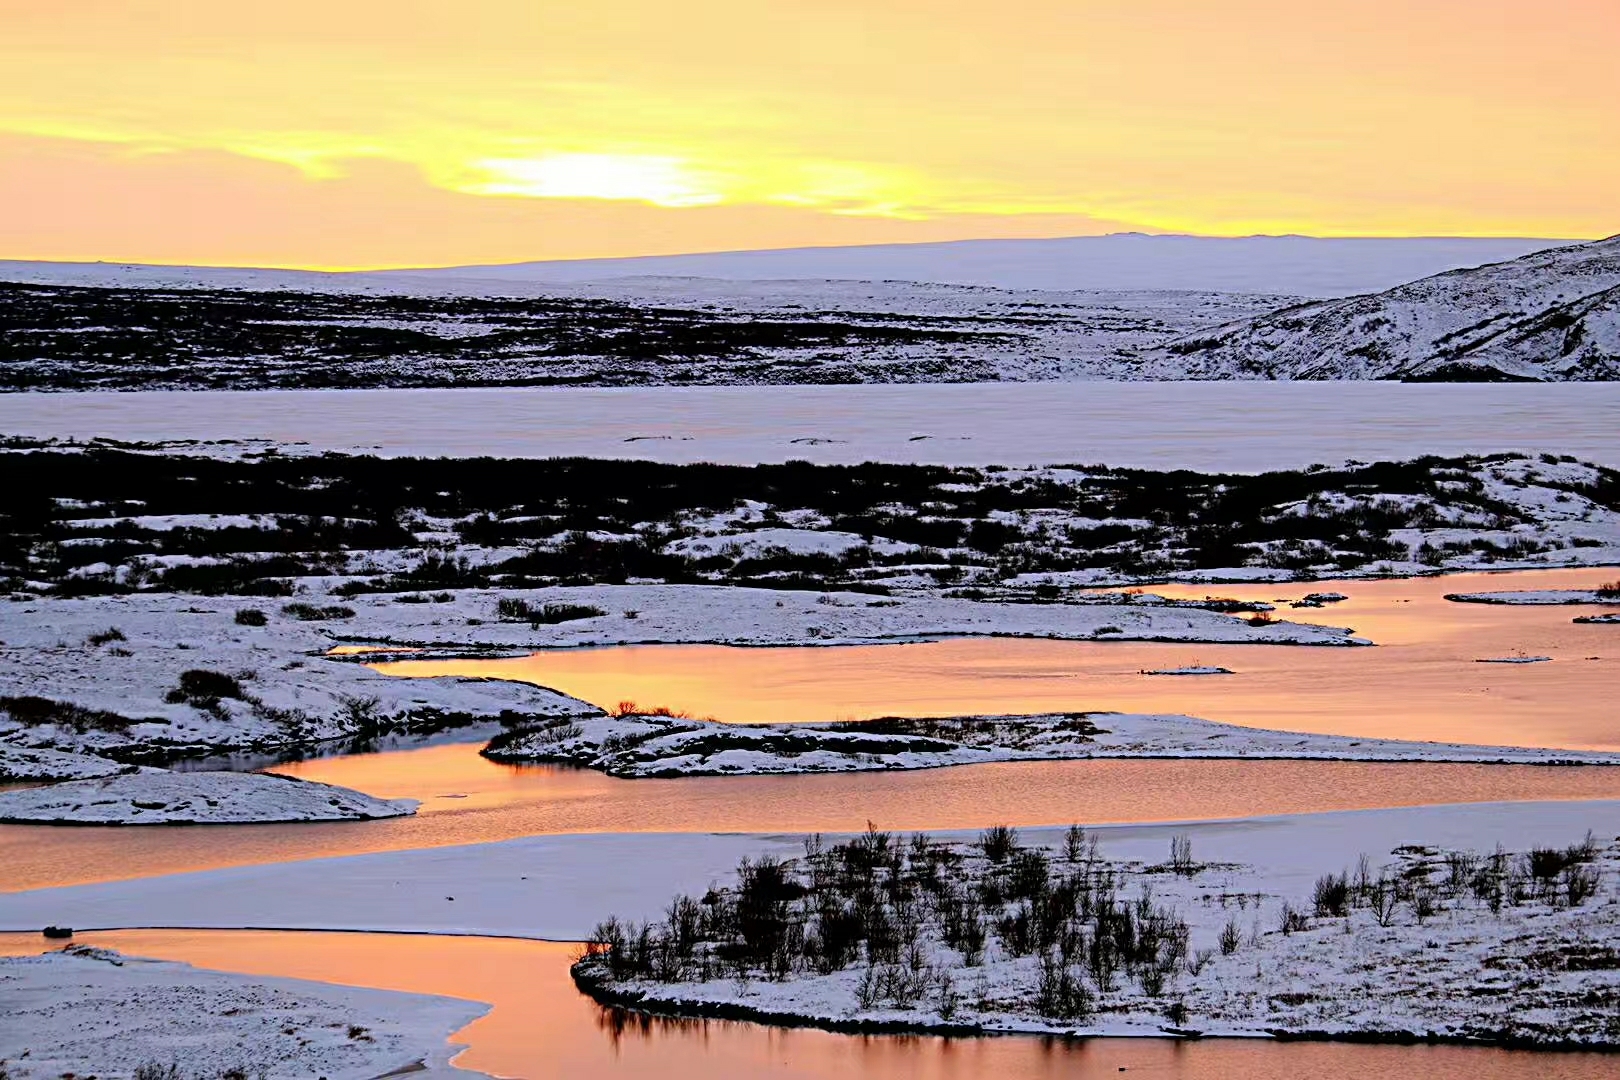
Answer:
[462,153,724,208]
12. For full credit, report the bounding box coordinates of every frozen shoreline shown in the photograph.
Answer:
[486,709,1620,779]
[0,944,491,1080]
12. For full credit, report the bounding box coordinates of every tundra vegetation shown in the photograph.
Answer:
[4,446,1614,601]
[575,825,1617,1044]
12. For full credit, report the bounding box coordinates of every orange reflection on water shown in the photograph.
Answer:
[372,569,1620,750]
[11,757,1620,892]
[3,929,1616,1080]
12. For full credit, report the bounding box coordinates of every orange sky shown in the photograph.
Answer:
[3,1,1615,269]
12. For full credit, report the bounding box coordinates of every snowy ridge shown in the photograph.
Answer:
[0,235,1573,299]
[1165,236,1620,381]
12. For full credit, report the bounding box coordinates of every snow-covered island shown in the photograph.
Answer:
[484,709,1620,778]
[0,945,489,1080]
[572,822,1620,1047]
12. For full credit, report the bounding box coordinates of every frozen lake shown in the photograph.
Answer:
[4,382,1618,470]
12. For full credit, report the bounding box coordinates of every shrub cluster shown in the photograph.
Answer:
[581,824,1191,1020]
[1297,833,1604,933]
[495,598,606,625]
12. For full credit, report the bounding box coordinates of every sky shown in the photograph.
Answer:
[2,1,1615,269]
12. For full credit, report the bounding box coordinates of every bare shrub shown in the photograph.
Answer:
[1312,872,1351,917]
[1169,834,1196,875]
[979,824,1020,864]
[1370,877,1400,927]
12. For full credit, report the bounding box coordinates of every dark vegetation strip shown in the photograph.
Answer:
[4,447,1609,598]
[0,281,1021,390]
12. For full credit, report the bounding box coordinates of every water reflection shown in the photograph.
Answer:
[3,930,1613,1080]
[9,755,1620,891]
[371,569,1618,751]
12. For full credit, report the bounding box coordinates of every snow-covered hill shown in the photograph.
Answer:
[1163,236,1620,381]
[0,235,1572,301]
[383,234,1570,299]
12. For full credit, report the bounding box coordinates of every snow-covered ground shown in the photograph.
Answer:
[0,593,600,761]
[487,709,1620,778]
[6,383,1619,469]
[0,769,414,825]
[0,945,490,1080]
[2,238,1607,390]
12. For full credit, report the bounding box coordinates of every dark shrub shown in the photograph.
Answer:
[164,668,246,706]
[234,608,268,626]
[497,597,606,624]
[281,602,356,621]
[86,626,127,647]
[979,824,1020,864]
[1312,872,1351,917]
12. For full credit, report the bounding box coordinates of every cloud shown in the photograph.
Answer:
[0,133,1140,269]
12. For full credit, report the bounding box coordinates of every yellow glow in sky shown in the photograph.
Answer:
[1,1,1615,268]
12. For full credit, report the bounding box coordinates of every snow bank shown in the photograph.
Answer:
[0,945,490,1080]
[0,770,414,825]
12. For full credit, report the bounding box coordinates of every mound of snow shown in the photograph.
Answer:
[0,769,414,824]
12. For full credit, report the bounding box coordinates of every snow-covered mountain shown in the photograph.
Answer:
[0,235,1571,300]
[383,234,1570,299]
[1161,236,1620,381]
